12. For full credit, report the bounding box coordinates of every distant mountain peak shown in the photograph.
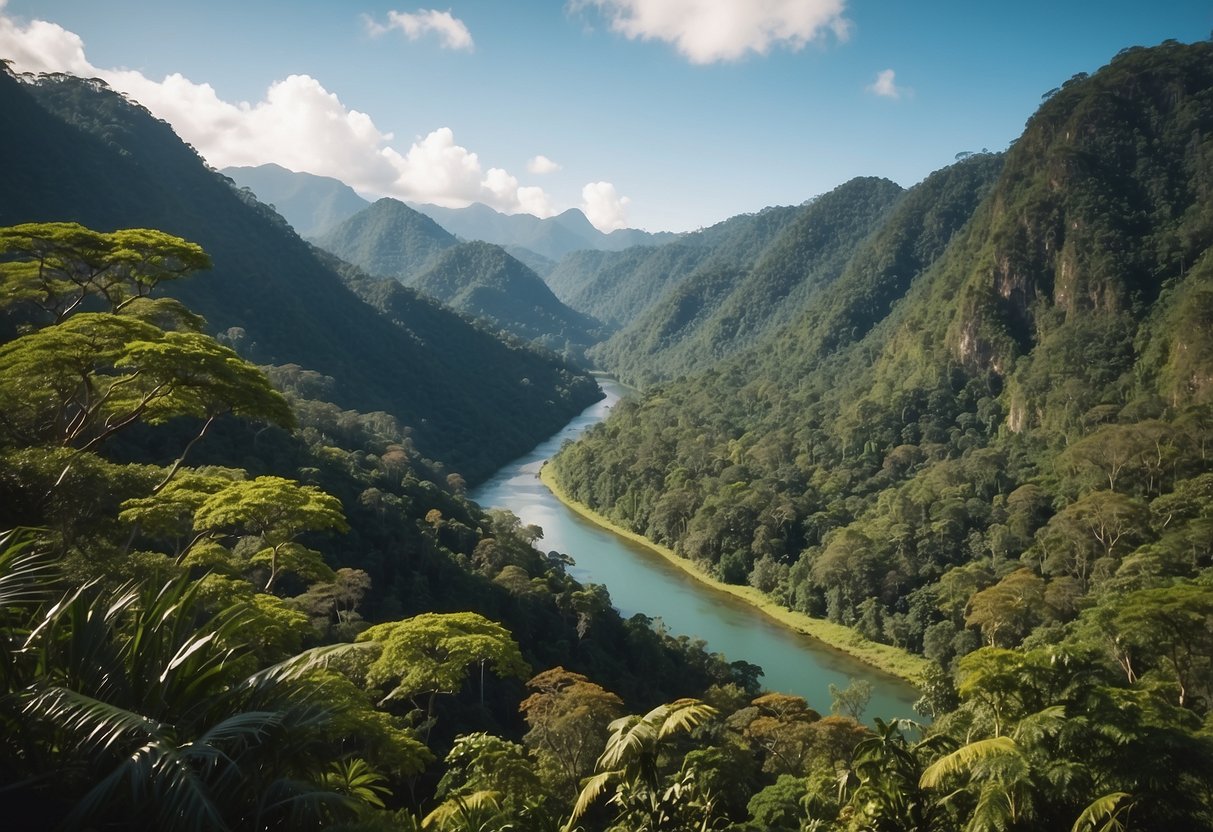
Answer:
[222,163,369,237]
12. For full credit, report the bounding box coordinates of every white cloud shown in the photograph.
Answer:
[580,0,850,64]
[526,154,562,175]
[0,6,558,216]
[0,7,91,74]
[581,181,630,232]
[365,9,474,51]
[867,68,902,99]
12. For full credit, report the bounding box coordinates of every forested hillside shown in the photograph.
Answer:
[0,68,599,482]
[550,38,1213,826]
[555,38,1213,660]
[313,197,459,281]
[411,241,609,358]
[590,178,905,383]
[313,201,607,358]
[545,204,804,330]
[6,37,1213,832]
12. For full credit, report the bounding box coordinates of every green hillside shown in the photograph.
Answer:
[411,241,610,356]
[313,197,459,281]
[546,204,804,331]
[0,68,600,482]
[590,178,904,384]
[551,39,1213,685]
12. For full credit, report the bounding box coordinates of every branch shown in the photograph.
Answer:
[153,412,219,494]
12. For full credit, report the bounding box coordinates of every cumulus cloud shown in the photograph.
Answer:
[867,68,902,99]
[526,154,562,174]
[0,6,91,74]
[0,5,558,215]
[581,182,630,232]
[365,8,474,51]
[580,0,850,64]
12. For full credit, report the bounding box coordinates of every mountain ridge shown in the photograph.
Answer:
[221,162,370,237]
[0,68,600,482]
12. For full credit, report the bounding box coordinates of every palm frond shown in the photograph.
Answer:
[422,790,503,829]
[25,686,167,754]
[968,782,1013,832]
[0,528,57,608]
[656,699,717,739]
[1071,792,1131,832]
[566,771,617,830]
[598,716,651,770]
[919,736,1018,790]
[242,642,372,691]
[1012,705,1066,744]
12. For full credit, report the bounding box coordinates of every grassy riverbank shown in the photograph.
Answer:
[540,464,930,688]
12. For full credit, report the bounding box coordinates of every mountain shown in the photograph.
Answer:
[312,197,459,280]
[781,153,1004,364]
[503,245,555,278]
[0,68,601,482]
[411,201,679,260]
[222,162,369,236]
[311,198,606,355]
[411,241,609,355]
[550,39,1213,677]
[545,204,804,329]
[590,177,905,384]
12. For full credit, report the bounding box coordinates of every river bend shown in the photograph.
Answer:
[471,378,920,719]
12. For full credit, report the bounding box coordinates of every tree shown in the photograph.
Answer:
[0,314,291,456]
[357,612,529,730]
[192,476,347,592]
[841,718,944,832]
[433,732,556,829]
[0,223,293,496]
[1102,580,1213,708]
[519,667,624,796]
[1036,491,1147,588]
[965,569,1046,647]
[0,222,209,324]
[733,692,821,775]
[829,677,873,721]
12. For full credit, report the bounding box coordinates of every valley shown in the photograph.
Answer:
[2,14,1212,831]
[471,378,923,717]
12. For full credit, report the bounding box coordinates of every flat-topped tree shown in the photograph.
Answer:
[192,476,348,592]
[0,222,294,492]
[356,612,529,737]
[0,222,209,324]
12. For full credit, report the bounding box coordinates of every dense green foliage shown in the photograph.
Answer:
[0,67,598,482]
[0,221,762,829]
[313,197,458,281]
[590,178,905,384]
[546,38,1213,828]
[224,163,370,237]
[7,38,1213,832]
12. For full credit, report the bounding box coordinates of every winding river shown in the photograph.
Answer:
[471,378,921,720]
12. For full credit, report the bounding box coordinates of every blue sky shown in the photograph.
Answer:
[2,1,1211,231]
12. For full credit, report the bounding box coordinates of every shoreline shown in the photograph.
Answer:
[539,463,930,688]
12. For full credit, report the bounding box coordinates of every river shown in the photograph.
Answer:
[470,378,921,720]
